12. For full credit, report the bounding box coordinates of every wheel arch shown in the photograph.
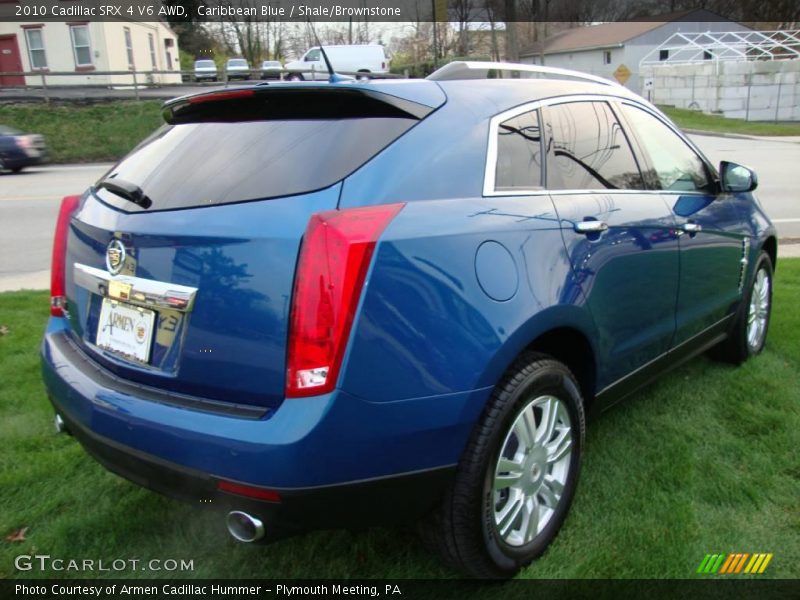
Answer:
[483,307,600,410]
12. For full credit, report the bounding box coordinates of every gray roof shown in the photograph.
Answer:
[520,9,742,57]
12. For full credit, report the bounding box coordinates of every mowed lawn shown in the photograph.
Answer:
[0,102,163,163]
[0,261,798,579]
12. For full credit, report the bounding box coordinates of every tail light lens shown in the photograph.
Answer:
[50,195,81,317]
[286,203,404,398]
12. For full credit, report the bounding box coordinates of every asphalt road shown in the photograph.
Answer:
[1,134,799,292]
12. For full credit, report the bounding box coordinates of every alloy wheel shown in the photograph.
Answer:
[492,395,573,547]
[747,267,770,350]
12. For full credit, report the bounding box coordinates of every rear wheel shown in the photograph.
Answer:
[710,251,773,364]
[287,73,303,82]
[419,353,585,578]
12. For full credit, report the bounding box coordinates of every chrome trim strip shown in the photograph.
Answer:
[74,263,198,313]
[482,94,713,198]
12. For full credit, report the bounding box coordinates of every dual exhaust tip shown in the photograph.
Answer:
[226,511,265,543]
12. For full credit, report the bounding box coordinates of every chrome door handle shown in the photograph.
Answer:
[681,222,703,234]
[574,220,609,235]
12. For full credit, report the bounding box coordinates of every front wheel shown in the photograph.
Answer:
[710,250,773,364]
[286,73,303,81]
[419,353,585,578]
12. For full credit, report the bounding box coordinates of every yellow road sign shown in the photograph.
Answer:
[613,64,632,85]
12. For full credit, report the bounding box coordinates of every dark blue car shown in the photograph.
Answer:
[0,125,47,173]
[41,62,777,577]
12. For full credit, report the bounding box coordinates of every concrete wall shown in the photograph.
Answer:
[0,21,180,86]
[642,59,800,121]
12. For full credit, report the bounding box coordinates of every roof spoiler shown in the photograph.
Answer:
[162,86,435,125]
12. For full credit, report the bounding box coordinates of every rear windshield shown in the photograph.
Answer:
[95,117,415,211]
[228,59,247,66]
[195,60,215,68]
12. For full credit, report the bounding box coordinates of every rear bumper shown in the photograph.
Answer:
[53,404,454,534]
[42,318,489,530]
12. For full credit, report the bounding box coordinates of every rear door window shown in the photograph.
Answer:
[543,101,644,190]
[494,109,543,191]
[96,117,416,212]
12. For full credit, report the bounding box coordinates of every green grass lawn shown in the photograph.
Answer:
[0,102,163,163]
[660,105,800,137]
[1,261,798,579]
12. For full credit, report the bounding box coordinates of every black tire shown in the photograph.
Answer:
[419,352,585,578]
[709,251,773,365]
[11,166,23,173]
[287,73,303,82]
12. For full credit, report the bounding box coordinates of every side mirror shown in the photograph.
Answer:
[720,161,758,193]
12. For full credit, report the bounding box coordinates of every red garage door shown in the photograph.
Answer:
[0,35,25,87]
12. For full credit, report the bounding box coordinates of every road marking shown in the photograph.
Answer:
[0,195,61,202]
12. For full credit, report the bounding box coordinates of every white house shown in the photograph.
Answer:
[0,20,181,87]
[520,10,751,94]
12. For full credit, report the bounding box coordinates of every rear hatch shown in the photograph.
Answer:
[62,83,442,412]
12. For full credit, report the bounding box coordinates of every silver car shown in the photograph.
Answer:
[193,60,217,82]
[225,58,251,81]
[260,60,283,80]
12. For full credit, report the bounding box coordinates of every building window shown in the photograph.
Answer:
[69,25,92,67]
[659,49,669,61]
[148,33,156,69]
[124,27,134,67]
[24,27,47,70]
[603,50,611,65]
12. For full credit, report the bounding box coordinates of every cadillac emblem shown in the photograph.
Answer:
[106,239,126,275]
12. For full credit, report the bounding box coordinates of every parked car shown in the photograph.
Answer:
[193,59,218,82]
[225,58,251,81]
[260,60,283,80]
[0,125,47,173]
[284,44,389,81]
[42,62,777,578]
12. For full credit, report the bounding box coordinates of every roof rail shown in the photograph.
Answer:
[426,61,623,88]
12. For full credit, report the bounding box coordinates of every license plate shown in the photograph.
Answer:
[96,298,156,363]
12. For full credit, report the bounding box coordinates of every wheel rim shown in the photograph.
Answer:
[492,395,573,547]
[747,267,770,350]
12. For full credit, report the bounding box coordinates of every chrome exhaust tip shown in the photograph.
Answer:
[226,511,265,543]
[54,414,67,434]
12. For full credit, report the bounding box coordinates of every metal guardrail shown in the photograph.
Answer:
[0,67,406,103]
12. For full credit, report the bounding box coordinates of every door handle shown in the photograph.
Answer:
[681,222,703,234]
[574,220,609,235]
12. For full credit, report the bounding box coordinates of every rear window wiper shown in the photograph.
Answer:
[96,178,152,209]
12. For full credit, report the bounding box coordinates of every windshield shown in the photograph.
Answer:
[195,60,215,68]
[228,59,248,67]
[263,61,280,67]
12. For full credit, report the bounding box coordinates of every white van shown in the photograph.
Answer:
[284,45,390,81]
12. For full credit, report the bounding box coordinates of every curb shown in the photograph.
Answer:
[685,129,800,143]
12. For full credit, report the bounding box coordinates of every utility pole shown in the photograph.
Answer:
[432,0,439,69]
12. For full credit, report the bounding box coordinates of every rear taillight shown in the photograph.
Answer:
[286,203,404,398]
[50,195,81,317]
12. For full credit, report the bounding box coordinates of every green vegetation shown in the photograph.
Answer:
[661,105,800,137]
[0,101,163,163]
[1,261,799,579]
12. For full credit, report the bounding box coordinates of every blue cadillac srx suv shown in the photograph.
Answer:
[41,62,777,578]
